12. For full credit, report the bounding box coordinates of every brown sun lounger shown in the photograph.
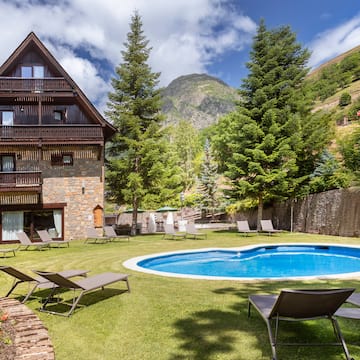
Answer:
[34,270,130,316]
[248,288,355,360]
[85,227,109,244]
[16,231,51,250]
[260,220,282,235]
[163,224,186,240]
[236,220,257,236]
[37,229,70,248]
[0,245,19,257]
[104,226,129,242]
[335,292,360,320]
[185,223,207,239]
[0,266,89,303]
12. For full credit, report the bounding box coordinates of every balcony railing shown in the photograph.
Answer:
[0,77,73,92]
[0,125,104,142]
[0,171,42,189]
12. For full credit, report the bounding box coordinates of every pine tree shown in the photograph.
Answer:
[106,11,181,235]
[198,139,219,219]
[213,20,325,229]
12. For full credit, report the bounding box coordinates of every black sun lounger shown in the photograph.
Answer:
[34,270,130,316]
[248,288,355,360]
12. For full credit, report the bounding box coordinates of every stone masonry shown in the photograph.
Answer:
[0,297,55,360]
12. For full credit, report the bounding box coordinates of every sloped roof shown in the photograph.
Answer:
[0,32,116,140]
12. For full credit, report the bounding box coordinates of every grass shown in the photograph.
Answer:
[1,231,360,360]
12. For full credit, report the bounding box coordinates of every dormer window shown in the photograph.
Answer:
[21,65,44,78]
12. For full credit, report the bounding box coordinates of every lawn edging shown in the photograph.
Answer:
[0,297,55,360]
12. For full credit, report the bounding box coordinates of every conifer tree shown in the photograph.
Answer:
[198,139,219,218]
[213,20,330,229]
[106,11,181,235]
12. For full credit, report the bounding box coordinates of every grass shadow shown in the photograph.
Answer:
[170,282,360,360]
[36,288,128,316]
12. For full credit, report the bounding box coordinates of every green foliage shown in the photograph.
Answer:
[309,150,351,193]
[213,20,317,225]
[339,126,360,181]
[197,139,219,214]
[168,120,202,190]
[105,12,182,233]
[307,50,360,101]
[339,92,352,107]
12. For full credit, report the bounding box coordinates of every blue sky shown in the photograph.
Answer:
[0,0,359,113]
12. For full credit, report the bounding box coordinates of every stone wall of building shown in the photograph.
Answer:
[42,151,104,240]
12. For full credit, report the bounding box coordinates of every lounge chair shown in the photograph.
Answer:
[335,292,360,320]
[0,266,89,303]
[16,231,50,250]
[104,226,129,242]
[185,223,207,239]
[162,224,186,240]
[260,220,281,235]
[345,292,360,306]
[248,288,355,360]
[37,229,70,248]
[0,245,20,257]
[33,270,130,316]
[236,220,257,236]
[85,227,109,244]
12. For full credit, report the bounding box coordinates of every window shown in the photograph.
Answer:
[1,155,15,172]
[54,110,63,122]
[51,153,73,166]
[33,66,44,78]
[21,66,32,78]
[21,65,44,78]
[1,111,13,126]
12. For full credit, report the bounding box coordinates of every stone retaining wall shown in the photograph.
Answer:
[0,298,54,360]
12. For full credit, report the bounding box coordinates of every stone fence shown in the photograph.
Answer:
[240,187,360,237]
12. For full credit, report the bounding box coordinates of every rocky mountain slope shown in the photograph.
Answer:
[161,74,240,130]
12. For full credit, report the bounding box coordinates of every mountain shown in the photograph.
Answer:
[161,73,240,130]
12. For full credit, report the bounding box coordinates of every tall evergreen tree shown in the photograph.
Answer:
[198,139,219,218]
[106,11,181,235]
[213,20,330,228]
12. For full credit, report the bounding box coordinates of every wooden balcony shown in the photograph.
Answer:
[0,77,73,93]
[0,125,104,144]
[0,171,42,192]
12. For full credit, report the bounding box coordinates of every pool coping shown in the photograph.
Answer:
[122,242,360,281]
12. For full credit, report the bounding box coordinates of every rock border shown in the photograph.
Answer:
[0,298,55,360]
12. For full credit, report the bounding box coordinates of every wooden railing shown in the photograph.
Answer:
[0,77,73,92]
[0,125,103,141]
[0,171,42,188]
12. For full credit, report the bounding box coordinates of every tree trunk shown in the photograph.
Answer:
[131,198,138,236]
[257,195,263,231]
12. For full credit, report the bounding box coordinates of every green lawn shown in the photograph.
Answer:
[1,231,360,360]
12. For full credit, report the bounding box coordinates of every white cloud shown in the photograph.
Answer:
[0,0,256,113]
[308,14,360,69]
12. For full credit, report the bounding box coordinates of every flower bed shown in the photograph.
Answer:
[0,298,54,360]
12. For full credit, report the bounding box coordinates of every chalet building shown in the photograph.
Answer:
[0,32,115,243]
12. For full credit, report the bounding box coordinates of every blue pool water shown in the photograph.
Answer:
[124,244,360,280]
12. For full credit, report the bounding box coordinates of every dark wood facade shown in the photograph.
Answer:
[0,32,115,242]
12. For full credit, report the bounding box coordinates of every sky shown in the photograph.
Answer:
[0,0,360,114]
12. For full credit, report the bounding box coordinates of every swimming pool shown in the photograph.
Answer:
[123,244,360,280]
